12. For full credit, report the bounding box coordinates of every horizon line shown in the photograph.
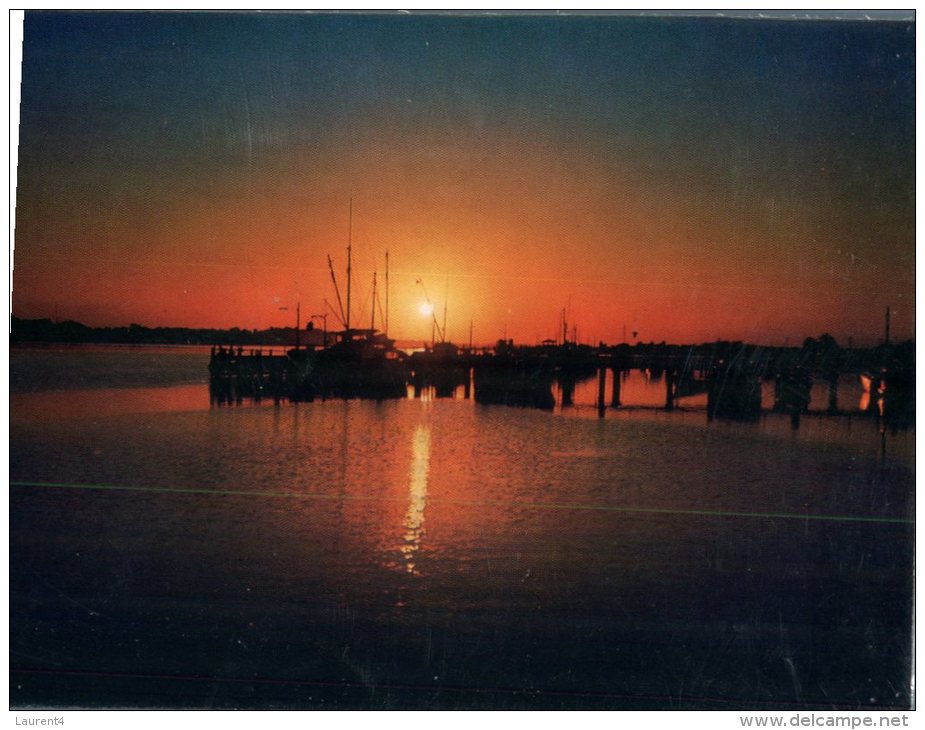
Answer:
[9,315,908,350]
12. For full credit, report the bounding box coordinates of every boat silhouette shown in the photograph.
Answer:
[288,202,409,401]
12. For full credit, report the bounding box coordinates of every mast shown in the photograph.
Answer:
[371,271,377,333]
[885,306,891,346]
[385,250,389,337]
[295,301,300,351]
[346,199,353,333]
[565,296,572,345]
[416,277,444,345]
[327,255,347,328]
[442,276,448,344]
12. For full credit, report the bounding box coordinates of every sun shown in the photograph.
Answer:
[418,302,434,318]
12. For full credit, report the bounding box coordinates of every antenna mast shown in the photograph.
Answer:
[371,272,377,333]
[416,277,444,345]
[442,276,448,344]
[385,250,389,337]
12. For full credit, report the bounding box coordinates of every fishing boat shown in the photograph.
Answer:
[294,203,409,400]
[306,328,407,400]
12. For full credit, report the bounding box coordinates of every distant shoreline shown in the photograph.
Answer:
[10,316,320,349]
[10,315,913,354]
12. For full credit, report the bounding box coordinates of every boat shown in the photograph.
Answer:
[308,328,409,400]
[291,203,409,401]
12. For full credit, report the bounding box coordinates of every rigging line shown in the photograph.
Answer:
[326,255,347,328]
[374,283,386,332]
[356,284,373,329]
[323,297,344,329]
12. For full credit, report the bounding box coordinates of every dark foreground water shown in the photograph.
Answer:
[10,346,914,709]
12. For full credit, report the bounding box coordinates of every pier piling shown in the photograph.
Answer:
[827,373,839,413]
[665,370,675,411]
[597,367,607,418]
[561,375,575,407]
[611,368,622,407]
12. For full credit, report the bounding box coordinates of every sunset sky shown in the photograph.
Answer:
[13,12,914,345]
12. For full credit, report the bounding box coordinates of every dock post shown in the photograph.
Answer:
[866,376,881,414]
[597,367,606,418]
[826,373,839,413]
[773,374,784,412]
[665,370,675,411]
[561,374,575,407]
[610,368,621,407]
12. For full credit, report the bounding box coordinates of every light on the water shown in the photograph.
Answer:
[401,424,431,575]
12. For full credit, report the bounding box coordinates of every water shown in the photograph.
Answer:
[10,346,914,709]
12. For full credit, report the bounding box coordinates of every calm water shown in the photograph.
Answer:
[10,346,915,709]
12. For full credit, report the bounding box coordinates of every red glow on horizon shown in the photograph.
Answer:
[12,132,913,347]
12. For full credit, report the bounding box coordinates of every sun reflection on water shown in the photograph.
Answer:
[401,423,431,574]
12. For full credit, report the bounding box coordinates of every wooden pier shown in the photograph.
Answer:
[209,338,914,428]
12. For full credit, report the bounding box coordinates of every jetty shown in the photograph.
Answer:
[208,334,914,429]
